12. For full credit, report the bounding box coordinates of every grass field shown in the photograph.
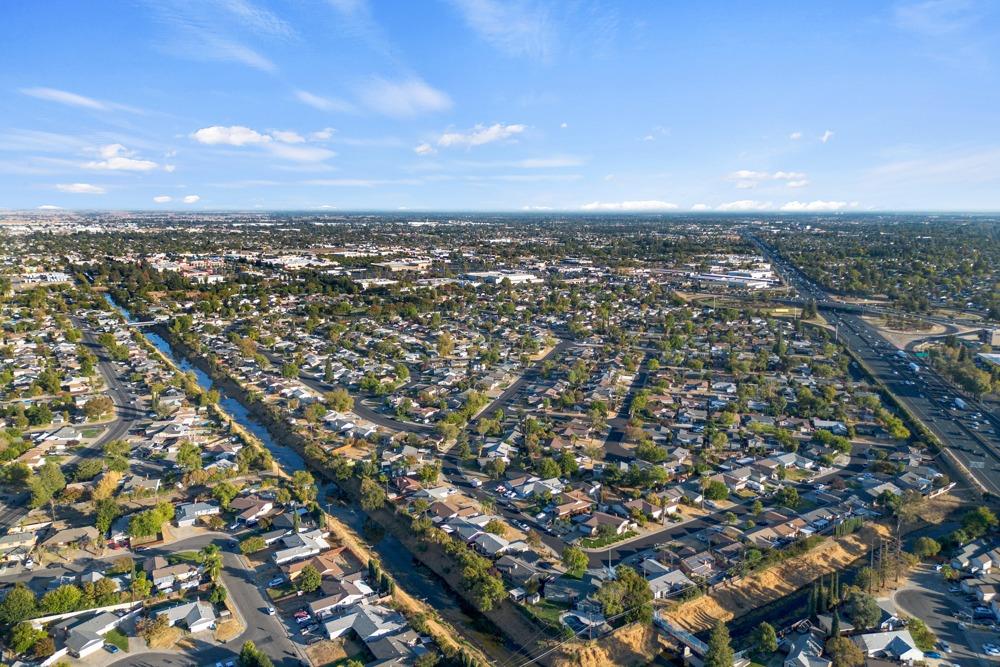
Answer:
[105,628,129,652]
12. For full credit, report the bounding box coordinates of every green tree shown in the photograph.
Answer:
[297,565,322,593]
[704,620,734,667]
[561,546,588,577]
[962,506,998,538]
[0,584,37,624]
[847,591,880,629]
[200,544,222,582]
[290,470,317,504]
[238,640,275,667]
[131,572,152,599]
[212,481,240,510]
[40,584,83,615]
[360,477,386,511]
[176,440,203,471]
[825,637,864,667]
[240,536,267,554]
[9,622,45,655]
[906,616,936,652]
[752,621,778,656]
[95,498,122,534]
[913,536,941,559]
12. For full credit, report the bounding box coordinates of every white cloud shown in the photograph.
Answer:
[789,131,803,140]
[191,125,272,146]
[438,123,526,148]
[56,182,106,194]
[20,87,139,113]
[272,130,305,143]
[294,89,354,112]
[267,143,336,162]
[449,0,553,59]
[23,88,105,109]
[690,203,710,211]
[821,130,835,143]
[414,142,436,155]
[359,78,452,117]
[153,195,172,203]
[37,205,63,210]
[560,122,568,129]
[164,164,176,173]
[786,179,809,188]
[780,200,850,212]
[305,178,422,187]
[311,128,336,141]
[581,200,678,211]
[516,156,582,168]
[716,200,773,211]
[81,144,159,171]
[728,170,808,188]
[182,195,200,204]
[522,205,553,211]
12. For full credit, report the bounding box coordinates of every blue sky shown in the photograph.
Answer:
[3,0,1000,212]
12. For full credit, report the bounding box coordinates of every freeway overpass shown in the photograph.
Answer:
[746,234,1000,498]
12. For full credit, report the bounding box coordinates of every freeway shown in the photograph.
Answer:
[750,236,1000,498]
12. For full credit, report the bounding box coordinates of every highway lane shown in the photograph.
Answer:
[750,235,1000,498]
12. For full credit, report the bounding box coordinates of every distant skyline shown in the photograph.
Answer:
[3,1,1000,212]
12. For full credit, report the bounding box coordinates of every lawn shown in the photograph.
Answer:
[80,426,104,439]
[105,628,129,652]
[528,599,568,626]
[580,530,638,549]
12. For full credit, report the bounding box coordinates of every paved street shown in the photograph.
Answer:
[895,565,1000,667]
[109,534,307,667]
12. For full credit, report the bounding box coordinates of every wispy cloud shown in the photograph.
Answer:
[20,87,140,113]
[779,200,853,211]
[581,200,677,211]
[716,200,774,211]
[449,0,554,59]
[358,78,452,117]
[294,89,355,112]
[437,123,526,148]
[144,0,289,72]
[894,0,980,36]
[304,177,422,187]
[727,170,807,188]
[820,130,835,143]
[56,182,106,194]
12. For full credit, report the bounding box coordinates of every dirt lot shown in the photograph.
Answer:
[552,623,664,667]
[665,524,890,633]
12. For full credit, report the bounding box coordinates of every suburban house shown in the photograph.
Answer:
[851,630,924,663]
[156,600,217,633]
[273,529,330,564]
[56,611,125,659]
[175,501,221,528]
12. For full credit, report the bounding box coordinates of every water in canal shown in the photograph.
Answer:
[103,294,487,650]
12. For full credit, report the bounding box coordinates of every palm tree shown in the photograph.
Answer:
[200,544,222,582]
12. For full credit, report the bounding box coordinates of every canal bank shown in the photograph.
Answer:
[103,295,513,665]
